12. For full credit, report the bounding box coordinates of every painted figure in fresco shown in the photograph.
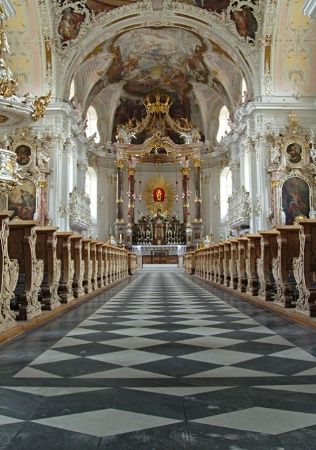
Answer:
[231,7,258,40]
[15,145,31,166]
[58,9,85,43]
[286,143,302,163]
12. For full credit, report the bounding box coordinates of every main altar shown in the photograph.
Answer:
[111,93,205,252]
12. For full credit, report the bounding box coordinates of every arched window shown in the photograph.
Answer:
[217,105,231,142]
[69,79,75,101]
[85,167,98,223]
[220,167,232,222]
[86,106,100,143]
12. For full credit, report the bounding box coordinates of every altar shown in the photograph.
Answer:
[132,245,186,266]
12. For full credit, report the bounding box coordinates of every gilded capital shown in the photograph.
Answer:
[127,168,136,176]
[192,158,202,168]
[116,159,125,168]
[181,168,190,176]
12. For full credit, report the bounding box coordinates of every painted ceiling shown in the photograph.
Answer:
[55,0,260,145]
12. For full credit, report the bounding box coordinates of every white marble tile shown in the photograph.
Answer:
[180,336,246,349]
[0,415,24,425]
[32,408,181,437]
[186,366,283,378]
[191,406,316,435]
[254,384,316,394]
[100,337,166,349]
[75,367,172,379]
[177,327,232,336]
[14,367,62,378]
[254,335,295,347]
[109,327,165,337]
[29,350,79,366]
[126,386,234,396]
[180,348,258,366]
[1,386,108,396]
[270,347,316,362]
[87,349,171,366]
[52,337,91,349]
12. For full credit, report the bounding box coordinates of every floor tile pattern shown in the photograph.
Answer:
[1,268,316,449]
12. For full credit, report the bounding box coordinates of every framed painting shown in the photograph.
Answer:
[8,178,36,220]
[286,143,302,164]
[282,177,310,225]
[15,144,32,166]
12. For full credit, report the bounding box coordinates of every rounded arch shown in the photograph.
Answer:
[56,9,261,105]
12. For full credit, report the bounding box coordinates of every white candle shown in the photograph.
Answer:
[119,233,122,241]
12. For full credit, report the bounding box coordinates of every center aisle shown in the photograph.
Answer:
[1,268,316,449]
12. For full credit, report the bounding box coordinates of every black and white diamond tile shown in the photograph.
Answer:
[1,268,316,449]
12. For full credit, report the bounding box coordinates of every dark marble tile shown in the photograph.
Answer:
[112,388,185,420]
[30,388,116,419]
[31,358,120,378]
[0,388,45,419]
[187,422,284,450]
[98,423,191,450]
[235,355,316,376]
[1,422,100,450]
[278,424,316,450]
[246,387,316,414]
[183,386,254,420]
[133,358,219,378]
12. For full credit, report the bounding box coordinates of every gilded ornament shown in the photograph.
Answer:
[143,175,174,214]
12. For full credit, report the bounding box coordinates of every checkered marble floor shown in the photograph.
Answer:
[1,268,316,449]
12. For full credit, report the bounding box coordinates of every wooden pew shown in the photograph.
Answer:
[237,237,248,293]
[90,240,98,290]
[8,220,43,320]
[70,234,84,298]
[228,239,239,289]
[245,234,262,296]
[273,225,300,308]
[96,242,105,288]
[35,227,61,310]
[257,230,278,301]
[82,238,93,294]
[56,232,74,303]
[223,241,231,287]
[0,212,18,330]
[293,219,316,317]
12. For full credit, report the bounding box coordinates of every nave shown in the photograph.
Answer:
[1,269,316,450]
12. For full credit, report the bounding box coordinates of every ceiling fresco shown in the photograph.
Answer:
[107,28,209,96]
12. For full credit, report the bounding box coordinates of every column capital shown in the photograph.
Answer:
[181,168,190,176]
[116,159,125,168]
[127,168,136,176]
[192,158,202,168]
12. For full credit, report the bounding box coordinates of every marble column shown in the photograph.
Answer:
[127,167,136,225]
[193,158,202,223]
[115,159,125,225]
[181,167,190,225]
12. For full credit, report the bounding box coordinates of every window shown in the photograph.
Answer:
[217,105,231,142]
[85,167,98,223]
[220,167,232,221]
[86,106,100,143]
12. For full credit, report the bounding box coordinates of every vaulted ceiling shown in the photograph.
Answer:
[53,0,265,146]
